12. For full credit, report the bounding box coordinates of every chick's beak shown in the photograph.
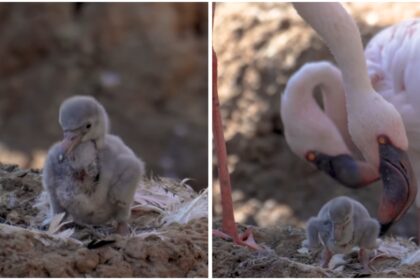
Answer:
[61,130,83,155]
[332,225,342,241]
[378,136,417,235]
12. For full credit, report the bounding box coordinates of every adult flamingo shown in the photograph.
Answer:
[284,3,417,235]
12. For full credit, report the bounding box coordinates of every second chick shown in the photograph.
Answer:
[305,196,379,272]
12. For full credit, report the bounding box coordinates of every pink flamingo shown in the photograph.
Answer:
[282,3,417,236]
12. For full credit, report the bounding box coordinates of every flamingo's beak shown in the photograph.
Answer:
[310,152,379,189]
[377,136,417,235]
[61,130,82,155]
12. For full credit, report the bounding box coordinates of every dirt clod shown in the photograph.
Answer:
[74,248,99,273]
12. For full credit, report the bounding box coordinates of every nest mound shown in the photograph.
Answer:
[0,163,208,277]
[213,222,420,278]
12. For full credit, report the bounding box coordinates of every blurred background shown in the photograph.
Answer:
[213,3,420,238]
[0,3,208,190]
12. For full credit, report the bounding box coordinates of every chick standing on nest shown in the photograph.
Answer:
[42,95,145,235]
[305,196,379,272]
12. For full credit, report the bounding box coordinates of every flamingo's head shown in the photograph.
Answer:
[292,1,416,235]
[59,95,109,155]
[304,151,378,189]
[347,92,417,235]
[281,62,379,189]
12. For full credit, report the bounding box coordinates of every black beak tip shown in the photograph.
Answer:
[378,137,417,230]
[379,222,393,236]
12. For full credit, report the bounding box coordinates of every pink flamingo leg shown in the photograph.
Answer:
[212,4,261,250]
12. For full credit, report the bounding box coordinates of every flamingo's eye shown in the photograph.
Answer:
[86,123,92,129]
[378,135,387,145]
[306,151,316,162]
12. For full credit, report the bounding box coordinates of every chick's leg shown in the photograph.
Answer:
[110,156,144,235]
[321,248,332,268]
[358,248,370,273]
[116,220,130,236]
[358,218,379,272]
[48,192,65,216]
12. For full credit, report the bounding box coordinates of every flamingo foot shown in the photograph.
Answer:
[213,229,233,240]
[213,227,262,250]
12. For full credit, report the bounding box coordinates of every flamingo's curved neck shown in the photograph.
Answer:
[322,77,348,143]
[287,63,354,153]
[293,3,373,99]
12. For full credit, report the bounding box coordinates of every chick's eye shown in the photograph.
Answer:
[86,123,92,129]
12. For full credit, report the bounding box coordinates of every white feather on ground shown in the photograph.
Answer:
[402,249,420,265]
[132,178,196,212]
[161,188,208,225]
[0,222,82,246]
[329,254,346,271]
[131,177,208,225]
[132,229,169,240]
[375,238,416,260]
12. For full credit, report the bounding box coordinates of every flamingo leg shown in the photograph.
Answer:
[212,4,261,250]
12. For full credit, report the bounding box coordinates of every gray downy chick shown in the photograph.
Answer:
[305,196,379,271]
[42,95,145,235]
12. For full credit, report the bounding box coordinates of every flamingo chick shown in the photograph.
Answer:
[42,95,145,235]
[305,196,379,272]
[290,3,417,234]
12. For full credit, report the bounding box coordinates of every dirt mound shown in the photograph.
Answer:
[213,2,420,239]
[0,163,207,277]
[213,222,420,278]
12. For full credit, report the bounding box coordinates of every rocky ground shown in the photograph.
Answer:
[213,3,420,277]
[0,3,208,190]
[0,163,208,277]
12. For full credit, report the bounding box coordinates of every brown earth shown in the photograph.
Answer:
[0,3,208,190]
[213,3,420,277]
[213,222,420,278]
[0,163,208,277]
